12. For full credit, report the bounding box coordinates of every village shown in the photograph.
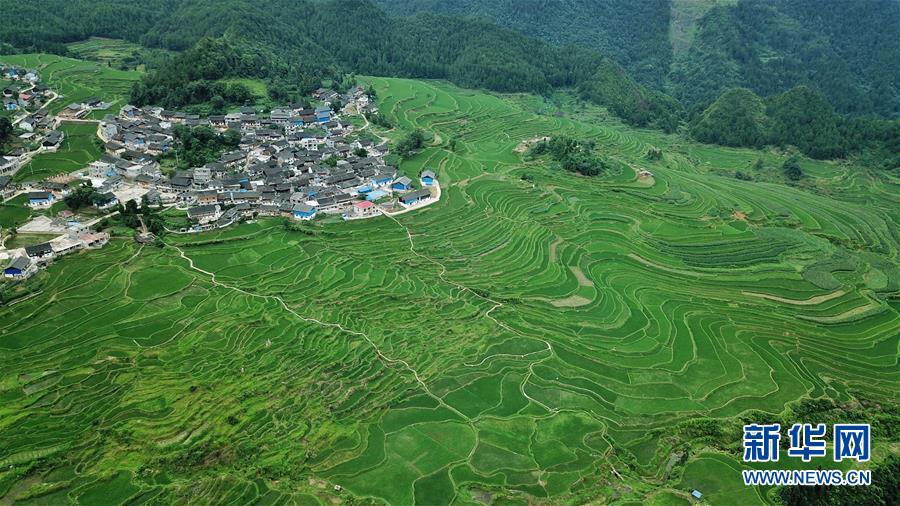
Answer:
[1,65,439,282]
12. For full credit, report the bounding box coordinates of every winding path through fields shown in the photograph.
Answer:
[166,241,473,423]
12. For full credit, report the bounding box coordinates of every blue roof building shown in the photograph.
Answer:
[315,106,331,123]
[27,191,54,207]
[4,257,31,279]
[392,176,412,191]
[292,203,317,221]
[366,190,387,201]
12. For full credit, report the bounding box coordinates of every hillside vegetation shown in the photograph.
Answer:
[1,76,897,505]
[691,85,900,165]
[0,0,683,132]
[2,0,897,159]
[669,0,900,118]
[378,0,900,120]
[375,0,674,88]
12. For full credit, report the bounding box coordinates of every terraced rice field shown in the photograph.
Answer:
[65,38,168,72]
[0,53,140,117]
[14,122,102,183]
[0,78,897,504]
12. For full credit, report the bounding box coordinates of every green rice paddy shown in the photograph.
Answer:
[0,77,897,504]
[65,38,171,73]
[0,53,140,117]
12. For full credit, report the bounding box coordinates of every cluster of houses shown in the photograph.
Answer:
[87,86,435,231]
[59,96,110,119]
[0,124,65,177]
[1,66,64,178]
[1,65,46,112]
[3,229,109,281]
[2,79,439,282]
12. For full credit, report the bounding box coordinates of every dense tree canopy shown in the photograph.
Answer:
[0,0,678,130]
[374,0,673,88]
[669,0,900,119]
[690,88,770,148]
[577,59,683,133]
[688,85,896,162]
[0,118,12,146]
[165,125,241,170]
[529,137,608,177]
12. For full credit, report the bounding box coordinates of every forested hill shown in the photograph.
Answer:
[690,85,900,166]
[0,0,680,131]
[671,0,900,119]
[376,0,900,120]
[374,0,674,89]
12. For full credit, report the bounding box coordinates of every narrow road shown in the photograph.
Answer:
[360,110,390,145]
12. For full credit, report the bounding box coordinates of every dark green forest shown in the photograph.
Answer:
[691,85,900,165]
[670,0,900,119]
[377,0,900,120]
[0,0,676,129]
[374,0,674,89]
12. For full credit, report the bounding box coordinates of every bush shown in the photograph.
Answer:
[528,136,608,177]
[783,156,803,181]
[394,129,426,158]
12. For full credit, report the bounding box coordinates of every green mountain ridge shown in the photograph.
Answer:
[376,0,900,120]
[691,85,900,164]
[670,0,900,118]
[14,0,675,130]
[374,0,674,88]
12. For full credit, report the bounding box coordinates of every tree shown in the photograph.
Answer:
[0,117,12,144]
[783,156,803,181]
[780,455,898,506]
[222,128,241,147]
[63,182,99,210]
[395,129,426,158]
[210,94,226,113]
[528,136,607,177]
[268,80,290,103]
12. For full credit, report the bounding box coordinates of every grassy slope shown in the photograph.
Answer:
[0,195,31,230]
[14,122,102,183]
[0,78,896,505]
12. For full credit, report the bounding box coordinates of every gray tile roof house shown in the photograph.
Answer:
[25,242,53,258]
[400,189,431,204]
[187,205,219,220]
